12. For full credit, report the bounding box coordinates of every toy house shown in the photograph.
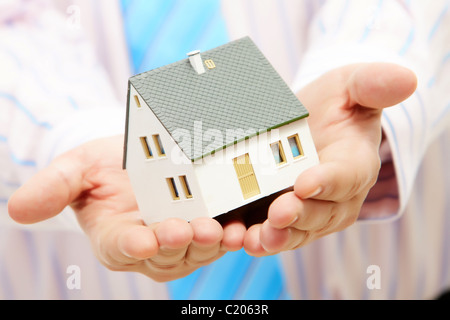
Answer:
[123,37,319,225]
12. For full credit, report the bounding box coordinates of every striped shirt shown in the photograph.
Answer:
[222,0,450,299]
[0,0,167,299]
[1,0,449,300]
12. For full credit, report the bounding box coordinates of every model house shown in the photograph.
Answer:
[123,37,319,225]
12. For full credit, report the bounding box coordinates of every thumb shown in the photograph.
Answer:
[346,63,417,110]
[293,63,417,203]
[8,149,87,224]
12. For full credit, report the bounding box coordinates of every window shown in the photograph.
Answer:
[287,134,304,159]
[179,175,193,199]
[153,134,166,156]
[233,154,260,200]
[270,141,287,166]
[166,177,180,200]
[204,59,216,69]
[139,136,153,159]
[134,95,141,108]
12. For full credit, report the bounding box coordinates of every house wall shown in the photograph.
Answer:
[125,85,209,224]
[193,119,319,218]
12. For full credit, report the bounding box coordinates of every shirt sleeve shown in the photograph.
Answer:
[292,0,450,222]
[0,7,126,230]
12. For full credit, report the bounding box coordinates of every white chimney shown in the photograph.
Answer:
[187,50,205,75]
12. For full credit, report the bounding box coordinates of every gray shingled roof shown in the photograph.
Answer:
[128,37,309,161]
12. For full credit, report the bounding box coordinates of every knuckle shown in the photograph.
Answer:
[315,213,336,234]
[292,230,312,250]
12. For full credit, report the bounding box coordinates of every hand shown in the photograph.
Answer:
[8,135,246,282]
[243,63,417,256]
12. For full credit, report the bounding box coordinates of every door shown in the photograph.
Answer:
[233,153,260,200]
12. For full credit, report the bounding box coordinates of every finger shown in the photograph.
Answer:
[93,214,159,271]
[149,219,194,269]
[154,218,193,250]
[261,195,362,253]
[117,225,159,260]
[294,140,381,203]
[260,220,309,253]
[267,192,335,231]
[221,220,246,251]
[149,218,193,267]
[185,218,224,265]
[243,224,269,257]
[259,220,291,252]
[347,63,418,110]
[262,193,334,253]
[266,192,301,229]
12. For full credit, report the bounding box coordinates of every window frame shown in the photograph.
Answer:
[270,140,287,166]
[179,175,193,199]
[139,136,153,159]
[287,134,304,160]
[166,177,180,201]
[134,95,141,108]
[153,134,166,157]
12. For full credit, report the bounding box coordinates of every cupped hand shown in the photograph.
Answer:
[243,63,417,256]
[8,135,246,282]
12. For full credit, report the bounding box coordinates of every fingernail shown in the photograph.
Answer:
[288,215,298,225]
[304,187,322,199]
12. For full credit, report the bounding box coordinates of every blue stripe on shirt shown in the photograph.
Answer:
[398,27,415,56]
[0,92,52,130]
[359,0,384,43]
[399,103,414,154]
[432,102,450,127]
[67,96,79,110]
[336,0,351,35]
[9,153,37,167]
[414,92,428,142]
[428,2,449,41]
[428,51,450,88]
[0,135,37,167]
